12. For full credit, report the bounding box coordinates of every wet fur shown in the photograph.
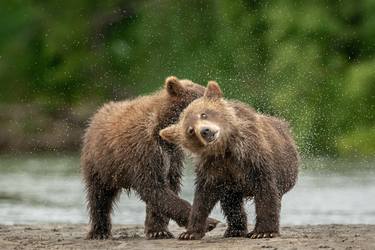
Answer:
[160,82,299,240]
[81,77,218,240]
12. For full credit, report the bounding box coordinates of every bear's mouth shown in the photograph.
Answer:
[206,131,219,144]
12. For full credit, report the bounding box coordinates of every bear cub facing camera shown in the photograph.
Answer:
[81,77,219,240]
[160,81,299,240]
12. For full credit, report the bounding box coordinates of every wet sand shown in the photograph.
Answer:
[0,224,374,249]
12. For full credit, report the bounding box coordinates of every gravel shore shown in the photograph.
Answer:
[1,224,374,249]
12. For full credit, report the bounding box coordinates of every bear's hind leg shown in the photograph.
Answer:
[248,184,281,239]
[220,190,248,238]
[85,178,120,240]
[143,156,182,239]
[145,204,173,239]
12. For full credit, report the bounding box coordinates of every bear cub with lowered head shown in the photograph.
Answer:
[81,77,219,240]
[160,81,299,240]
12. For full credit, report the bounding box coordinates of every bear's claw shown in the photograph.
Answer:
[146,230,174,240]
[247,231,279,239]
[206,218,220,232]
[178,231,204,240]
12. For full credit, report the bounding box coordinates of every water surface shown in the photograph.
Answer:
[0,155,374,225]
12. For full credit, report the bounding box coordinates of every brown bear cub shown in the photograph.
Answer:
[160,81,299,240]
[81,76,219,240]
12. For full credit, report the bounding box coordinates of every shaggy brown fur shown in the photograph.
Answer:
[81,77,219,240]
[160,81,299,240]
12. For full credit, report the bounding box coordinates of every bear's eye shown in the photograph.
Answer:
[187,126,195,135]
[201,113,208,119]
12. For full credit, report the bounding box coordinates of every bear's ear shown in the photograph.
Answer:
[165,76,184,96]
[159,125,180,144]
[204,81,223,99]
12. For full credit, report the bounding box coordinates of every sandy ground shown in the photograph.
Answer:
[0,224,374,250]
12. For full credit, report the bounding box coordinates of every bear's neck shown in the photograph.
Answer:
[195,148,249,183]
[196,131,251,169]
[154,93,187,150]
[158,100,185,130]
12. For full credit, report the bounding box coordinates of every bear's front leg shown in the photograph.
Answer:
[220,190,248,238]
[143,152,183,240]
[145,204,173,239]
[248,181,281,239]
[179,185,220,240]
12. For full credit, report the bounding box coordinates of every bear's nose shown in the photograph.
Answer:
[200,127,217,142]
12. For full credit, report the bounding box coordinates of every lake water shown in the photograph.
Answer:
[0,155,374,225]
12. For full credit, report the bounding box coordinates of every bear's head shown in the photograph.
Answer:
[160,81,237,156]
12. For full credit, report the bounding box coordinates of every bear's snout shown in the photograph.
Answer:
[200,127,217,141]
[199,126,219,144]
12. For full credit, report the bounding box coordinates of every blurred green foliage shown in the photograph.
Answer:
[0,0,374,156]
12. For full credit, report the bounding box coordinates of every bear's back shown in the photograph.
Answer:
[257,115,299,193]
[228,100,299,177]
[88,91,164,138]
[81,93,164,167]
[228,100,292,145]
